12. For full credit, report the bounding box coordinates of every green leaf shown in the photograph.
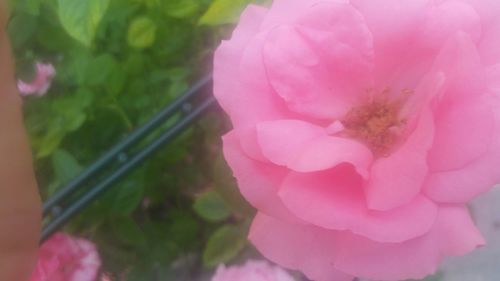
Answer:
[36,128,65,158]
[203,224,247,267]
[193,190,230,222]
[57,0,110,46]
[167,211,200,251]
[199,0,250,26]
[111,180,144,216]
[84,54,118,86]
[51,149,83,184]
[111,217,147,247]
[106,67,126,96]
[11,0,40,15]
[163,0,200,19]
[8,12,38,49]
[127,17,157,49]
[52,88,93,132]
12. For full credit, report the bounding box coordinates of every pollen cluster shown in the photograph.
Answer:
[342,98,404,156]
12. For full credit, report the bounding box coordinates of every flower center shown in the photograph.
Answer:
[342,98,404,156]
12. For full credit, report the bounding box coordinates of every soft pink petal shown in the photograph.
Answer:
[461,0,500,64]
[278,165,437,242]
[30,233,100,281]
[262,2,373,120]
[18,81,39,96]
[400,71,446,118]
[463,0,500,65]
[422,32,492,171]
[249,213,354,281]
[334,205,484,280]
[222,131,298,222]
[351,0,434,88]
[237,127,268,162]
[17,62,56,96]
[428,94,493,172]
[256,119,324,165]
[478,17,500,65]
[250,206,482,281]
[261,0,349,29]
[423,44,500,203]
[486,64,500,93]
[462,0,500,24]
[365,107,434,211]
[256,120,373,174]
[214,5,289,129]
[212,260,295,281]
[422,1,481,49]
[431,32,482,83]
[424,126,500,203]
[66,238,101,281]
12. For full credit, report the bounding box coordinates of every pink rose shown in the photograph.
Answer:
[17,62,56,96]
[214,0,500,280]
[29,233,101,281]
[212,260,295,281]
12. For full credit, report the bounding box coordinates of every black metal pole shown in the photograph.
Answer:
[42,76,211,216]
[41,96,215,242]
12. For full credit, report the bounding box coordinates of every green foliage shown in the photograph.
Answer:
[127,16,157,49]
[9,0,265,279]
[111,216,147,247]
[52,149,83,184]
[193,190,231,222]
[57,0,111,46]
[199,0,271,25]
[164,0,201,19]
[48,149,83,195]
[111,180,145,216]
[203,224,248,267]
[199,0,251,25]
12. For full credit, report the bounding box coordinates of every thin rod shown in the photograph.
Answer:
[41,96,215,242]
[42,76,212,216]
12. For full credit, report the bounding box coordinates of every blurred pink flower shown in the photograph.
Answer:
[29,233,101,281]
[214,0,500,280]
[212,260,295,281]
[17,62,56,96]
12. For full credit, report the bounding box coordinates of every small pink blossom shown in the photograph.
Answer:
[17,62,56,96]
[29,233,101,281]
[212,260,295,281]
[214,0,500,280]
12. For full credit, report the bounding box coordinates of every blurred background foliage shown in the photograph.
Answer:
[8,0,269,280]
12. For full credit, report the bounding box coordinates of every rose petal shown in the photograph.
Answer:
[465,0,500,64]
[425,32,492,171]
[278,165,437,242]
[428,95,493,172]
[222,131,298,222]
[334,205,484,280]
[249,213,354,281]
[263,2,373,120]
[351,0,433,88]
[365,107,434,211]
[214,5,289,128]
[250,206,483,281]
[262,0,349,28]
[432,31,483,83]
[424,127,500,203]
[422,1,481,49]
[256,119,373,174]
